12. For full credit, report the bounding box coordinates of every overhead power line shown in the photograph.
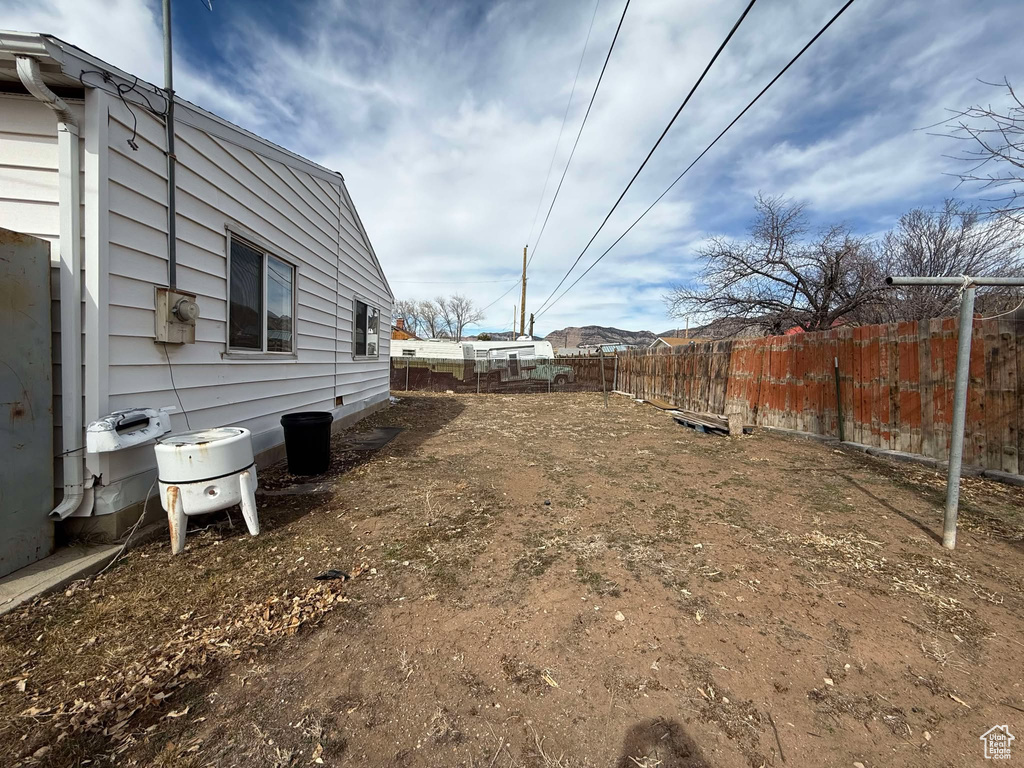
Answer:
[525,0,602,250]
[478,278,523,315]
[535,0,859,320]
[532,0,760,316]
[527,0,632,270]
[390,278,516,284]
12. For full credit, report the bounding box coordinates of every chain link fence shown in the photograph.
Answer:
[390,356,618,394]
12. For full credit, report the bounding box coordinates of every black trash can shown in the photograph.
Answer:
[280,411,334,475]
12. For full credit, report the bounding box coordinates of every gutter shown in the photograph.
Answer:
[16,55,86,520]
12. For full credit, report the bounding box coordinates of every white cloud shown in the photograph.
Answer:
[3,0,1021,334]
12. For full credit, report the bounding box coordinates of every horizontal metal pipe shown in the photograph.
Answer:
[886,275,1024,286]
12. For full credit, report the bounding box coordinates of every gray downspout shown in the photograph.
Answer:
[16,56,86,520]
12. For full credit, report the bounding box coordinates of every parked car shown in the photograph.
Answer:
[478,348,575,386]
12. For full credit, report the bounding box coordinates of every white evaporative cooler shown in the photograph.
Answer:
[154,427,260,554]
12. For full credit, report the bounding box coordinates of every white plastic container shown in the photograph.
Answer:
[154,427,259,554]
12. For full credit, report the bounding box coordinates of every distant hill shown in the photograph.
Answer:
[543,325,657,348]
[658,318,767,339]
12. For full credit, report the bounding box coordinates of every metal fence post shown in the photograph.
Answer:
[943,283,977,550]
[599,348,608,407]
[613,355,619,392]
[884,274,1024,550]
[405,359,410,391]
[477,365,480,394]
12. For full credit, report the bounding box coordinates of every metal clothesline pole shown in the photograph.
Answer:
[886,275,1024,550]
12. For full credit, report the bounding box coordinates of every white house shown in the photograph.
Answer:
[0,32,393,569]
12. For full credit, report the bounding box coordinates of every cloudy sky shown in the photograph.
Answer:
[4,0,1022,334]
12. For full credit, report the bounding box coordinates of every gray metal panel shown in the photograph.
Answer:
[0,227,54,577]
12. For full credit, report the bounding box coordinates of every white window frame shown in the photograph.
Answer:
[352,296,380,360]
[224,230,298,359]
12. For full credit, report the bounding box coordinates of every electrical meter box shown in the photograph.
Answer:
[155,286,199,344]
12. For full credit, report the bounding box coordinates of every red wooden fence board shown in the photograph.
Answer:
[618,315,1022,474]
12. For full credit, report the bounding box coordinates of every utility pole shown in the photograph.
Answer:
[519,246,528,337]
[886,275,1024,550]
[528,313,535,339]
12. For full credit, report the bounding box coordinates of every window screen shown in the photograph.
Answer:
[354,300,380,358]
[266,254,294,352]
[366,306,379,356]
[355,300,368,355]
[229,239,263,350]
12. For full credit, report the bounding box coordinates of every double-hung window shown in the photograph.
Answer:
[353,299,379,357]
[228,236,296,354]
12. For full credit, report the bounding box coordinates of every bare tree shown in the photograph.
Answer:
[435,294,484,341]
[946,79,1024,224]
[664,194,881,334]
[870,200,1024,322]
[417,299,446,338]
[393,299,423,338]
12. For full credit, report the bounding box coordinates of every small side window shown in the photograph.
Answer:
[354,299,380,358]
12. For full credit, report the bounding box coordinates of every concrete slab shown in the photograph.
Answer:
[0,544,119,616]
[982,469,1024,487]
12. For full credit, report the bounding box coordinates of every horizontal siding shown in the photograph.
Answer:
[105,96,391,486]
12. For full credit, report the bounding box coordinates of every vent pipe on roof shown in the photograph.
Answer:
[16,55,87,519]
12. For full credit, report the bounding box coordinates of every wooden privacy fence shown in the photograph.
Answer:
[616,315,1023,475]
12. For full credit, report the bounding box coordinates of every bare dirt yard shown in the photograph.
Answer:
[2,393,1023,768]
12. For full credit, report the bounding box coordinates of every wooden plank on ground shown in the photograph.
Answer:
[672,409,754,435]
[644,398,677,411]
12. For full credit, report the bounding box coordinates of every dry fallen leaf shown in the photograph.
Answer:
[164,706,190,719]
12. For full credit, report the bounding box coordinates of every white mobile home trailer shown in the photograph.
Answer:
[469,340,556,359]
[390,339,555,359]
[390,339,573,386]
[0,32,393,568]
[391,338,474,359]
